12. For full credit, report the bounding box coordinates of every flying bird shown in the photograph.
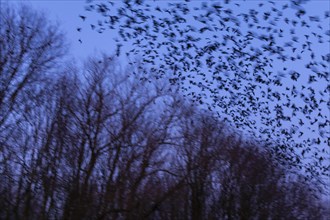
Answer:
[79,15,86,21]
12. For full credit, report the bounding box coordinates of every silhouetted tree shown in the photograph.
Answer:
[0,5,67,219]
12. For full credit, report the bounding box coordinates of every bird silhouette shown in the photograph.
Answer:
[79,15,86,21]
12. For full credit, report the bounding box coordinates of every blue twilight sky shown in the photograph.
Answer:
[4,0,330,186]
[4,0,116,62]
[5,0,328,61]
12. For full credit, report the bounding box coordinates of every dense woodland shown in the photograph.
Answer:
[0,5,329,220]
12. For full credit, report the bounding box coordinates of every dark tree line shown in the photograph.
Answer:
[0,5,329,220]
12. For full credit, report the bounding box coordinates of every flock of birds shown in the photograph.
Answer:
[78,0,330,179]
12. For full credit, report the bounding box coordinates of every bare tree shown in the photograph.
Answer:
[0,5,66,219]
[0,5,67,127]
